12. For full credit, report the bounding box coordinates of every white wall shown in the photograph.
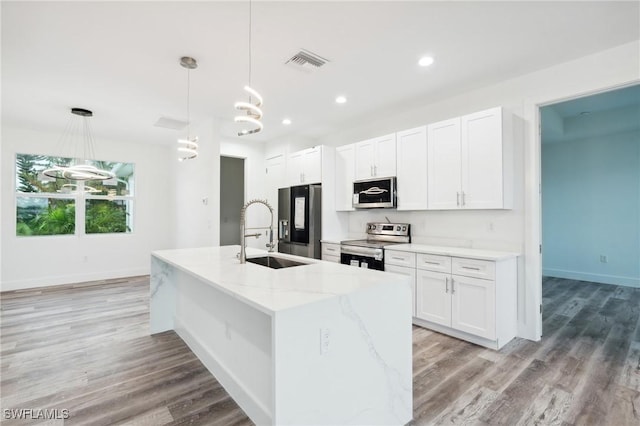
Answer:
[174,118,220,249]
[221,138,270,249]
[1,126,175,290]
[266,40,640,340]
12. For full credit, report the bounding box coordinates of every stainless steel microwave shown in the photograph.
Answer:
[353,177,397,209]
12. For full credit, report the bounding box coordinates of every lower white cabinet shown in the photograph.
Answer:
[416,269,451,327]
[321,242,341,263]
[417,270,496,340]
[450,274,496,339]
[390,246,518,350]
[384,263,416,317]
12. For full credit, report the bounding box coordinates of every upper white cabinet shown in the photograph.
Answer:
[427,107,512,210]
[287,146,322,186]
[354,134,397,180]
[335,144,355,211]
[427,118,462,209]
[396,126,428,210]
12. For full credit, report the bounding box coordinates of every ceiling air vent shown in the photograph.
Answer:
[154,116,188,130]
[285,49,329,72]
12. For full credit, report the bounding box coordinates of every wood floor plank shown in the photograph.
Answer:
[2,275,639,425]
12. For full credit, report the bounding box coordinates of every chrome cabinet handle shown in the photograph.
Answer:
[423,261,440,265]
[374,165,377,176]
[451,278,455,294]
[462,191,466,206]
[326,247,336,252]
[391,256,405,261]
[445,276,449,293]
[370,165,374,176]
[456,192,460,206]
[462,266,481,271]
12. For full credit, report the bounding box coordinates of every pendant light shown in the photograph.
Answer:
[178,56,199,161]
[43,108,116,181]
[234,0,263,136]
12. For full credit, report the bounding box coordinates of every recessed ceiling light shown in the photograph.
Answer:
[335,95,347,104]
[418,56,434,67]
[282,118,292,125]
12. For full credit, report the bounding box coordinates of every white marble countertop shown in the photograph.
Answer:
[152,245,407,316]
[384,243,520,261]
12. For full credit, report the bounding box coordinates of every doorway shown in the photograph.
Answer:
[220,156,245,245]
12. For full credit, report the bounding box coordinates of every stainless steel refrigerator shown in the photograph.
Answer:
[278,184,322,259]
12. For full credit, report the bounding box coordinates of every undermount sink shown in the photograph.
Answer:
[246,255,309,269]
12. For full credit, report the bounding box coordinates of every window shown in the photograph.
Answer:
[15,154,134,236]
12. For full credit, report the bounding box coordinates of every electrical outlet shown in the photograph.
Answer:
[600,255,608,263]
[320,328,330,355]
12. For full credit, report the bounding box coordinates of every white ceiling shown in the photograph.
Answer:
[2,1,639,146]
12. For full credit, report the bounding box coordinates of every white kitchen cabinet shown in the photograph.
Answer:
[287,146,322,186]
[335,144,355,211]
[354,134,397,180]
[416,269,450,326]
[385,264,416,317]
[385,249,417,317]
[396,126,428,210]
[427,118,461,209]
[321,242,341,262]
[389,245,517,349]
[450,274,496,340]
[427,107,512,210]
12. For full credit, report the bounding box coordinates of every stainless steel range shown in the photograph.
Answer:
[340,222,411,270]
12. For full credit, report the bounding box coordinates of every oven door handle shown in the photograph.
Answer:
[359,187,388,196]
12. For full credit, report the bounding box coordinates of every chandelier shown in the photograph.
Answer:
[43,108,115,181]
[178,56,199,161]
[234,0,263,136]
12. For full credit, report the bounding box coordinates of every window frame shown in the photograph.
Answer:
[14,153,135,237]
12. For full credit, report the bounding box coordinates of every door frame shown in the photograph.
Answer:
[524,79,640,340]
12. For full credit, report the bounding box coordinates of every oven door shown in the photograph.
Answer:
[340,245,384,271]
[353,177,396,209]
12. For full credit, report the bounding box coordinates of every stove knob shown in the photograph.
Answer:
[396,225,401,231]
[402,226,407,231]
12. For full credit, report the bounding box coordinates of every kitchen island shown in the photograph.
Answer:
[150,246,412,425]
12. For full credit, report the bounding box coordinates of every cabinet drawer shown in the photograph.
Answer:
[385,250,416,268]
[452,257,495,280]
[322,243,341,257]
[416,254,451,273]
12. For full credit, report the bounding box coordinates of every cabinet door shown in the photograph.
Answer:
[385,264,416,317]
[354,139,375,180]
[286,151,304,186]
[373,133,397,178]
[335,144,355,211]
[427,118,462,209]
[396,126,427,210]
[450,274,496,340]
[302,147,322,184]
[416,270,451,326]
[461,107,503,209]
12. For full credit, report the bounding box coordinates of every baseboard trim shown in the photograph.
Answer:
[543,268,640,288]
[0,267,149,292]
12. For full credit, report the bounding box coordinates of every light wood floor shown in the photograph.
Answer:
[1,276,639,425]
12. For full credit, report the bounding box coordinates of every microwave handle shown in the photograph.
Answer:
[359,187,388,195]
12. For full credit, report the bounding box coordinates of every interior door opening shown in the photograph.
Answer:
[220,156,245,245]
[539,83,640,336]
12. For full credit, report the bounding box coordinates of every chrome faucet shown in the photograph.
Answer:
[239,199,275,263]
